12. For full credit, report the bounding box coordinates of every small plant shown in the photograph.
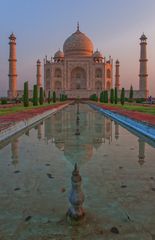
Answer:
[135,98,145,103]
[90,94,98,101]
[1,98,8,104]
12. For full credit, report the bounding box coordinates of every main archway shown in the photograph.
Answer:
[71,67,87,90]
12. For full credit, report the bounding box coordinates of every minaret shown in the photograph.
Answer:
[139,34,148,97]
[8,33,17,98]
[115,59,120,90]
[36,59,42,88]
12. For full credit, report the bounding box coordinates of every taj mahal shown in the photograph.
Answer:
[44,23,113,99]
[8,24,149,99]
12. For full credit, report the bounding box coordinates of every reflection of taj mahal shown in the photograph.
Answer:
[44,23,113,98]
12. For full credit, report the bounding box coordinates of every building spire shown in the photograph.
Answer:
[8,33,17,98]
[77,21,80,31]
[139,33,148,97]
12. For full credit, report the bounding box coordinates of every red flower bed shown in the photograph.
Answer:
[95,103,155,127]
[0,103,66,132]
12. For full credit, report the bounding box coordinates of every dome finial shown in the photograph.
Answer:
[77,21,80,31]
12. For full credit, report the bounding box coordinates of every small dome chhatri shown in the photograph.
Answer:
[37,59,41,64]
[116,59,119,64]
[9,32,16,40]
[54,49,64,59]
[93,50,103,59]
[140,33,147,41]
[63,24,94,57]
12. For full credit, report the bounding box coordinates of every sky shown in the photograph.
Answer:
[0,0,155,96]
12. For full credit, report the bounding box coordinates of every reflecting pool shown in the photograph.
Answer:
[0,103,155,239]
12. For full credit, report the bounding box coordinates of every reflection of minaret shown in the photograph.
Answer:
[105,119,112,143]
[115,60,120,90]
[11,138,19,166]
[25,129,29,136]
[138,138,145,166]
[8,33,17,98]
[114,122,119,140]
[139,34,148,98]
[36,59,42,88]
[37,123,44,140]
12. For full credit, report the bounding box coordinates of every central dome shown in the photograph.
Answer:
[63,25,94,57]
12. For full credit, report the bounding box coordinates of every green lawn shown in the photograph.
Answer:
[0,102,58,116]
[104,103,155,115]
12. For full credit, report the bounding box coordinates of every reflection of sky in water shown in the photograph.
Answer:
[0,103,155,239]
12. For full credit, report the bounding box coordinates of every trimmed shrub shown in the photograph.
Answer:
[120,88,125,105]
[100,91,104,102]
[23,81,29,107]
[135,98,145,103]
[1,98,7,104]
[90,94,98,101]
[48,90,51,104]
[33,84,38,106]
[104,90,108,103]
[114,87,118,104]
[39,87,44,105]
[129,85,133,100]
[110,88,114,104]
[53,91,56,103]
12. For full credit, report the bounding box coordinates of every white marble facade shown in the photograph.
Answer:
[44,25,113,98]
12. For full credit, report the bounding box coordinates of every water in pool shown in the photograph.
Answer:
[0,103,155,240]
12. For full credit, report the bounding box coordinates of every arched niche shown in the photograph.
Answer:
[106,81,111,90]
[55,68,62,78]
[55,81,62,90]
[46,69,50,78]
[95,81,102,90]
[71,67,87,89]
[95,68,102,78]
[107,69,111,78]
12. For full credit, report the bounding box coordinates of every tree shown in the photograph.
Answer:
[39,87,44,105]
[129,85,133,100]
[48,90,51,104]
[53,91,56,103]
[23,81,29,107]
[60,93,65,101]
[114,87,118,104]
[90,94,98,101]
[120,88,125,105]
[104,90,108,103]
[110,88,114,104]
[33,84,38,106]
[100,91,104,103]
